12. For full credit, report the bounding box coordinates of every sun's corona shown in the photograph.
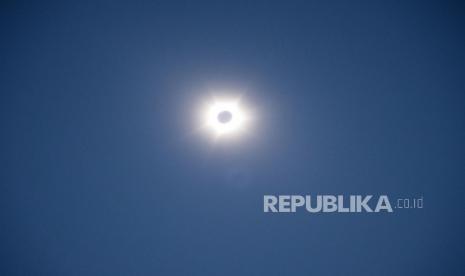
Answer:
[205,99,247,136]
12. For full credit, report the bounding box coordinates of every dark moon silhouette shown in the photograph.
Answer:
[217,110,232,123]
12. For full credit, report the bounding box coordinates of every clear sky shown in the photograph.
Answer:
[1,1,465,275]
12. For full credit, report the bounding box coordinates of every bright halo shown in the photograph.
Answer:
[205,100,247,136]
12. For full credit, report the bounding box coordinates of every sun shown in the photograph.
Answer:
[205,99,248,136]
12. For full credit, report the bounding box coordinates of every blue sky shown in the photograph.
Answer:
[1,1,465,275]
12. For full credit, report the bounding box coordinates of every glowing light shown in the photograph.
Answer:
[205,99,248,136]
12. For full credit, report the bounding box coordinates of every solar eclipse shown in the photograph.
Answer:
[204,98,249,137]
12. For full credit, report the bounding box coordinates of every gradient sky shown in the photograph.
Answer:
[1,1,465,275]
